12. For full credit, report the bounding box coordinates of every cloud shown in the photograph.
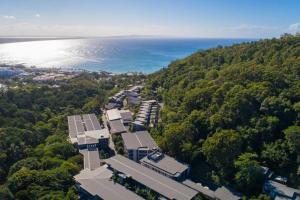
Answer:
[289,23,300,32]
[3,15,16,20]
[35,13,40,18]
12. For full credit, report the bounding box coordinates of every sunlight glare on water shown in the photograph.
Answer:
[0,38,253,73]
[0,39,98,69]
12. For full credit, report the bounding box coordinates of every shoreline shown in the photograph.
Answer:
[0,63,147,76]
[0,37,85,44]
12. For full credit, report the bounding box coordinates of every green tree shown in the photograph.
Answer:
[234,153,264,195]
[202,130,243,170]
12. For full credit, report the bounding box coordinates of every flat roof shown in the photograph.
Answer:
[122,131,158,150]
[105,155,198,200]
[85,129,110,139]
[75,166,143,200]
[140,152,188,176]
[106,109,122,121]
[109,119,127,134]
[80,149,101,170]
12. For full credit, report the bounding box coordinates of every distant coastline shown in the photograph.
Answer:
[0,37,84,44]
[0,37,256,73]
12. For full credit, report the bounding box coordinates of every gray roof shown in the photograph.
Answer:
[82,114,101,130]
[109,119,127,134]
[68,114,102,136]
[214,186,242,200]
[264,180,300,199]
[79,149,101,170]
[68,114,106,145]
[140,152,189,177]
[105,102,120,110]
[182,179,215,199]
[106,109,122,121]
[105,155,198,200]
[120,111,133,122]
[75,166,143,200]
[122,131,158,150]
[68,115,85,139]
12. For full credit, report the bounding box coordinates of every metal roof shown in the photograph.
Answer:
[105,155,198,200]
[75,166,144,200]
[109,119,127,134]
[106,109,122,121]
[182,179,216,199]
[140,152,189,177]
[264,180,300,199]
[82,114,102,130]
[214,186,242,200]
[68,114,107,145]
[122,131,158,150]
[68,115,85,140]
[80,149,101,170]
[120,110,133,122]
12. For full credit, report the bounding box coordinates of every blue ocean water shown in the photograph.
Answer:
[0,37,255,73]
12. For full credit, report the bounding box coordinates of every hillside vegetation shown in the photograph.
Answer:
[145,34,300,196]
[0,73,144,199]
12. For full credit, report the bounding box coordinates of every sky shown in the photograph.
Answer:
[0,0,299,38]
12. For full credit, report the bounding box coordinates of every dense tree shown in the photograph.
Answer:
[0,73,143,199]
[145,34,300,195]
[234,153,264,195]
[202,130,242,170]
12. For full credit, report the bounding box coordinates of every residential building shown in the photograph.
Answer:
[105,155,198,200]
[119,110,133,125]
[263,180,300,200]
[106,109,132,134]
[108,119,127,134]
[132,100,159,131]
[140,151,190,181]
[122,131,158,162]
[67,114,109,150]
[214,186,242,200]
[75,165,144,200]
[183,180,242,200]
[79,149,101,171]
[182,179,216,200]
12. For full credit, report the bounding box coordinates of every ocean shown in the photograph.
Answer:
[0,37,254,73]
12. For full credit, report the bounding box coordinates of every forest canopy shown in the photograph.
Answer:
[145,34,300,196]
[0,73,143,199]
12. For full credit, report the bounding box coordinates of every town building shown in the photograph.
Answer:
[67,114,109,150]
[105,85,143,110]
[214,186,242,200]
[263,180,300,200]
[121,131,158,162]
[140,151,190,181]
[75,165,144,200]
[132,100,159,131]
[183,180,242,200]
[106,109,131,134]
[105,154,198,200]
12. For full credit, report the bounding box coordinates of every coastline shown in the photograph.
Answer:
[0,37,84,44]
